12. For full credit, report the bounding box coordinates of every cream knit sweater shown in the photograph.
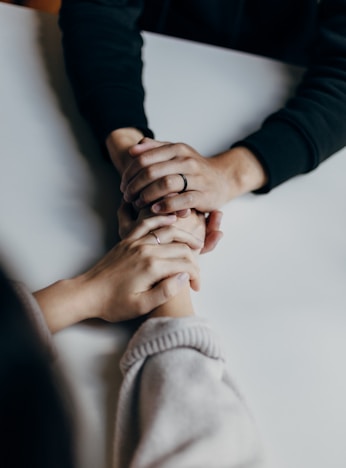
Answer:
[17,282,264,468]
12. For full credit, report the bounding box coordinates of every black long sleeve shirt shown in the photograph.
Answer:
[59,0,346,192]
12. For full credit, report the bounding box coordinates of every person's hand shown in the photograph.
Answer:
[117,199,223,255]
[80,214,202,321]
[146,209,207,320]
[121,138,267,214]
[34,215,202,332]
[119,138,225,253]
[202,210,223,254]
[106,127,144,174]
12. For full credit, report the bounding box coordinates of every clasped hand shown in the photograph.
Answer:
[34,212,204,332]
[120,138,224,253]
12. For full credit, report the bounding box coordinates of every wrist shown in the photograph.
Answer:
[149,284,195,319]
[106,127,144,174]
[33,276,93,333]
[212,146,267,201]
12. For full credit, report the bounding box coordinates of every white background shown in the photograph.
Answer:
[0,5,345,468]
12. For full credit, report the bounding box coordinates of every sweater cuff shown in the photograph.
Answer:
[120,316,224,375]
[82,85,154,143]
[236,118,315,193]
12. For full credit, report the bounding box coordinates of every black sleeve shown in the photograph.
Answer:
[59,0,154,142]
[238,0,346,192]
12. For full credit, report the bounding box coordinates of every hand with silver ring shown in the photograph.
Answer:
[150,231,161,245]
[118,198,223,255]
[34,213,202,331]
[118,202,204,251]
[119,138,224,253]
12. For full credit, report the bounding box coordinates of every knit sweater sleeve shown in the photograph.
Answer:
[239,0,346,192]
[59,0,153,142]
[11,282,56,359]
[114,316,263,467]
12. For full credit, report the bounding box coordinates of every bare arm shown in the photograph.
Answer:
[34,215,202,333]
[121,138,267,215]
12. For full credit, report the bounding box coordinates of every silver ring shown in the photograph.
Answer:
[179,173,188,193]
[150,231,161,245]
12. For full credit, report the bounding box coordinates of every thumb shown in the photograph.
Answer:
[141,273,189,311]
[129,138,166,156]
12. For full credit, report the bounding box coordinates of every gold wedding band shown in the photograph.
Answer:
[150,231,161,245]
[178,173,188,193]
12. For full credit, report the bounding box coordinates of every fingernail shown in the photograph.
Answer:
[152,203,162,213]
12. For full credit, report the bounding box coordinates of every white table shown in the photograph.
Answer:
[1,4,345,468]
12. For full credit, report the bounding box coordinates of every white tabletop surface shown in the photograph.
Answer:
[0,4,345,468]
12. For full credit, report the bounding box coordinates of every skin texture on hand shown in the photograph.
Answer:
[148,209,207,319]
[121,138,267,214]
[118,198,223,255]
[34,215,202,333]
[116,203,207,319]
[106,127,144,174]
[117,138,225,254]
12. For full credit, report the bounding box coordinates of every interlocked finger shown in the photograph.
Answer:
[178,173,188,193]
[145,225,203,250]
[150,231,161,245]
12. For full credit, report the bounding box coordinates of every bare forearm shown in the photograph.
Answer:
[150,284,195,319]
[121,140,268,217]
[212,145,268,201]
[33,277,92,334]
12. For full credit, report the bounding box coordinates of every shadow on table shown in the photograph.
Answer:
[35,10,121,253]
[34,11,132,468]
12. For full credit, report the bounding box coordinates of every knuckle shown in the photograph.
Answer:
[184,191,195,205]
[174,142,188,154]
[160,175,175,192]
[139,189,151,205]
[187,157,199,172]
[137,154,149,168]
[181,243,190,256]
[145,165,157,181]
[145,255,157,272]
[136,243,151,258]
[160,198,174,211]
[142,217,152,229]
[160,282,174,301]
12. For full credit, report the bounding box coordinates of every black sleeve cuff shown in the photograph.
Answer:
[234,117,315,193]
[81,85,154,143]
